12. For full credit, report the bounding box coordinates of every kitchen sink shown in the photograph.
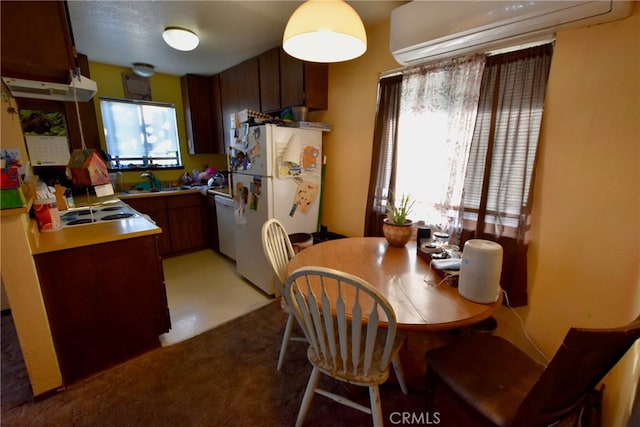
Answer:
[120,185,209,195]
[147,187,181,192]
[121,187,182,194]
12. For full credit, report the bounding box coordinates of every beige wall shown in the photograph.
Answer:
[0,86,63,396]
[318,7,640,426]
[310,19,400,237]
[527,6,640,426]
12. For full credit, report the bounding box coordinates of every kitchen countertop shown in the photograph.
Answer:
[115,186,232,199]
[27,195,161,255]
[26,186,232,254]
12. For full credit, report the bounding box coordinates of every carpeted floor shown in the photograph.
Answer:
[1,313,34,414]
[1,301,451,426]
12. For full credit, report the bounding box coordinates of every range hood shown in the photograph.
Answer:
[2,74,97,102]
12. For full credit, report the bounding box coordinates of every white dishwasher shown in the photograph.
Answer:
[214,195,236,261]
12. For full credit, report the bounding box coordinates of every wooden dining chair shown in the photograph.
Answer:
[285,266,408,427]
[424,315,640,426]
[261,218,306,371]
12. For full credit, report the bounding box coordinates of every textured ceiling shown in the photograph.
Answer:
[67,1,405,77]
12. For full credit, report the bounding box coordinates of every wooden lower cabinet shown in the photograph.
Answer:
[125,193,207,257]
[167,193,207,253]
[35,235,171,385]
[125,197,172,256]
[204,193,219,251]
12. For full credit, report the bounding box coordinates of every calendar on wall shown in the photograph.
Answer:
[19,109,70,166]
[25,136,70,166]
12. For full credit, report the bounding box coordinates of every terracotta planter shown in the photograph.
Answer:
[382,218,413,247]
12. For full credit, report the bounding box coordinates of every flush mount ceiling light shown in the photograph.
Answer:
[132,63,155,77]
[283,0,367,63]
[162,27,199,51]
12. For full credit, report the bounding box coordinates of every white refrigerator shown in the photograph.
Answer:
[230,124,323,295]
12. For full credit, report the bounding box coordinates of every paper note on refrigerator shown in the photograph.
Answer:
[302,145,319,171]
[277,136,301,177]
[290,180,319,216]
[249,176,262,211]
[282,136,300,164]
[234,182,247,224]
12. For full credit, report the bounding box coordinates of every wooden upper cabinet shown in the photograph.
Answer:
[297,60,329,111]
[216,48,328,147]
[181,74,223,154]
[258,48,281,113]
[219,57,260,147]
[209,74,224,153]
[258,47,329,114]
[1,0,76,83]
[279,50,305,109]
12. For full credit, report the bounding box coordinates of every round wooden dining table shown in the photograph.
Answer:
[287,237,502,331]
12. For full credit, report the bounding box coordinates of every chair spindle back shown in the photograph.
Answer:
[261,219,296,293]
[286,266,398,377]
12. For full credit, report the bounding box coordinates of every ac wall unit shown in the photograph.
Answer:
[390,1,632,66]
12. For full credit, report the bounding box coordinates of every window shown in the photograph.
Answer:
[99,97,182,169]
[460,45,552,240]
[390,45,552,239]
[395,56,485,231]
[365,44,553,307]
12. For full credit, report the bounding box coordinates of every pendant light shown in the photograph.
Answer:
[283,0,367,63]
[162,27,200,51]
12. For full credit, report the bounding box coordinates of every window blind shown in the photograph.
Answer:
[462,45,552,232]
[99,97,181,168]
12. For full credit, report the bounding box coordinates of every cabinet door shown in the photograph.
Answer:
[125,197,172,256]
[280,50,305,108]
[209,74,224,154]
[220,57,260,147]
[182,74,215,154]
[302,61,329,111]
[167,194,207,253]
[204,193,219,251]
[35,235,170,385]
[259,48,281,113]
[150,209,172,256]
[280,49,328,111]
[1,0,76,83]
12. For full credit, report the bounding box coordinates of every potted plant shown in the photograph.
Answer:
[383,193,415,247]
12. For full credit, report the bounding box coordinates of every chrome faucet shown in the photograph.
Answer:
[140,170,157,189]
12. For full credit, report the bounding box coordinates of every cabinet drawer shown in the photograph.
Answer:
[126,197,167,213]
[167,193,202,209]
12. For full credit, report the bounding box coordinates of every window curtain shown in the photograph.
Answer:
[396,55,485,229]
[364,56,485,236]
[459,44,553,306]
[364,74,402,237]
